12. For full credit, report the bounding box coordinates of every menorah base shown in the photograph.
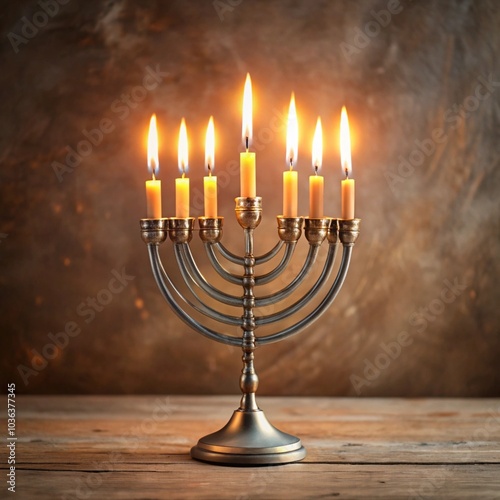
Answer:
[190,408,306,465]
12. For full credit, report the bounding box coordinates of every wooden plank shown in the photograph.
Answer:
[11,396,500,463]
[1,396,499,498]
[13,435,500,466]
[12,465,500,500]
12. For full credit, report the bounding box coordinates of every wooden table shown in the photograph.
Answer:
[4,396,500,499]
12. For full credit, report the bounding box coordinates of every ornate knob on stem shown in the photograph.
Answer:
[239,332,259,411]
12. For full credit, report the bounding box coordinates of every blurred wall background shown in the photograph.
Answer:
[1,0,499,396]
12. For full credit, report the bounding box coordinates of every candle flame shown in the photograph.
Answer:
[242,73,252,148]
[148,114,159,176]
[205,116,215,173]
[286,93,298,168]
[340,106,352,177]
[312,117,322,172]
[178,118,188,175]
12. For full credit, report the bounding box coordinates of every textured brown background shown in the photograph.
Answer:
[1,0,499,396]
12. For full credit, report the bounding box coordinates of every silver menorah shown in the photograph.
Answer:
[140,197,360,465]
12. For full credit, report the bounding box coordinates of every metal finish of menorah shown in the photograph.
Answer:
[140,197,360,465]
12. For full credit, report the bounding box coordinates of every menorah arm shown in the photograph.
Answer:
[148,244,241,347]
[175,244,243,307]
[255,241,285,264]
[254,242,296,286]
[255,242,338,326]
[205,241,295,287]
[204,244,243,285]
[166,245,242,326]
[254,245,320,308]
[214,240,284,266]
[255,245,352,345]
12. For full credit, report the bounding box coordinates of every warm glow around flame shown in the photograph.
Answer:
[205,116,215,172]
[148,114,159,175]
[286,93,298,167]
[178,118,188,175]
[312,117,322,172]
[242,73,252,147]
[340,106,352,177]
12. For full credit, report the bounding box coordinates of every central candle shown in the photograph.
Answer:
[176,118,190,218]
[309,117,324,218]
[240,73,256,197]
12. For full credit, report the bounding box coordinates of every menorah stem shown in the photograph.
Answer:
[240,227,259,411]
[188,197,306,464]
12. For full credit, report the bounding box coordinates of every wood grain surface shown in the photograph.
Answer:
[0,0,499,397]
[2,395,499,499]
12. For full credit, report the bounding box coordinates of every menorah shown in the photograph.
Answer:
[140,197,360,465]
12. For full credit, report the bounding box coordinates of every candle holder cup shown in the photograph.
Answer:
[140,199,360,465]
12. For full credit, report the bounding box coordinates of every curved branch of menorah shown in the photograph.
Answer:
[177,243,242,307]
[256,245,352,344]
[255,242,339,326]
[253,242,296,285]
[203,245,243,285]
[147,244,241,347]
[150,243,239,327]
[205,241,296,286]
[171,245,241,326]
[140,203,360,466]
[254,245,319,307]
[214,240,284,265]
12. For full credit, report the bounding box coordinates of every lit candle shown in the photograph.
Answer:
[309,117,324,218]
[283,93,298,217]
[204,116,217,218]
[176,118,190,218]
[340,106,355,219]
[240,73,256,197]
[146,114,162,218]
